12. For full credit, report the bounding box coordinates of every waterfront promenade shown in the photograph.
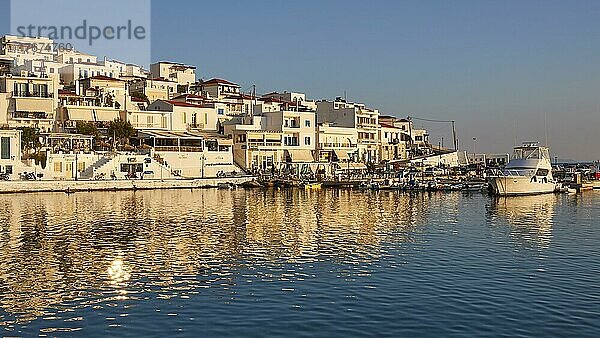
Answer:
[0,176,255,194]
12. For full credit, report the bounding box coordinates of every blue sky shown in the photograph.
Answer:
[2,0,600,159]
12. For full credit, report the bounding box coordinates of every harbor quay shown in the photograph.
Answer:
[0,176,255,194]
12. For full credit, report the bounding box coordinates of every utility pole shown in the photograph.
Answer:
[407,116,413,161]
[451,120,457,151]
[251,84,256,118]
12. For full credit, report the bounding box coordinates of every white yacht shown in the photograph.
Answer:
[488,143,557,196]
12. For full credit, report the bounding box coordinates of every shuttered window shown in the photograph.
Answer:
[0,137,10,159]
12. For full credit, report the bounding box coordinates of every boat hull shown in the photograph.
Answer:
[489,176,556,196]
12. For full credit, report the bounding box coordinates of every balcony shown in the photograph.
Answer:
[12,91,53,98]
[188,123,205,130]
[319,142,353,148]
[154,146,204,152]
[11,111,54,120]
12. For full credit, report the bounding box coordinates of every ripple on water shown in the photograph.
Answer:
[0,190,599,336]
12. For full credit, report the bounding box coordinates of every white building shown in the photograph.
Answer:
[316,98,379,163]
[316,122,358,163]
[56,49,97,65]
[0,129,22,178]
[0,74,58,132]
[147,100,218,132]
[0,35,55,66]
[60,62,119,85]
[150,61,196,92]
[16,59,64,81]
[378,121,409,162]
[262,91,317,111]
[129,77,178,102]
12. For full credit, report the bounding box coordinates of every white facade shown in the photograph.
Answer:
[16,59,64,81]
[56,49,97,65]
[0,35,55,66]
[60,62,119,85]
[150,62,196,89]
[316,99,379,163]
[316,122,358,162]
[130,77,177,102]
[0,129,22,178]
[147,100,218,132]
[0,75,58,132]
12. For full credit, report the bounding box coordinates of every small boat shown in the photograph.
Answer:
[488,143,557,196]
[303,182,322,189]
[217,182,235,189]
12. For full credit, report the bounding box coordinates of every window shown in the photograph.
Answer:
[304,137,311,145]
[5,165,12,174]
[32,84,48,97]
[218,108,224,115]
[305,120,311,127]
[13,83,28,97]
[54,161,63,172]
[0,137,10,159]
[77,162,86,172]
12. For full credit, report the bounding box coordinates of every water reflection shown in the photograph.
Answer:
[487,194,559,249]
[0,189,435,329]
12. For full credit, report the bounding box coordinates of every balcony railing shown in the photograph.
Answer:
[11,111,53,120]
[154,146,204,152]
[12,91,53,98]
[319,142,353,148]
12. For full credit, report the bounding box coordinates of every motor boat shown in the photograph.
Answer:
[488,142,557,196]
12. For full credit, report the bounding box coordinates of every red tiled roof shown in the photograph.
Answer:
[83,75,124,82]
[259,96,287,103]
[58,89,78,97]
[172,93,204,100]
[76,61,102,66]
[379,122,402,129]
[147,77,174,82]
[201,78,240,87]
[225,93,254,100]
[166,100,210,108]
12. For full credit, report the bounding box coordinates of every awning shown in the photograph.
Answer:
[334,149,356,160]
[93,109,120,122]
[15,97,53,112]
[66,107,94,121]
[217,138,233,146]
[339,162,367,170]
[287,149,314,162]
[264,133,281,141]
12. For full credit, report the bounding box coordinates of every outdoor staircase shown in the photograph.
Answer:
[80,154,115,179]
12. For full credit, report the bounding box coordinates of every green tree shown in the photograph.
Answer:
[76,121,99,137]
[17,127,46,167]
[17,127,41,152]
[108,118,136,146]
[130,91,149,103]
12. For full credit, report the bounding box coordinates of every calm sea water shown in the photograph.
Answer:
[1,189,599,337]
